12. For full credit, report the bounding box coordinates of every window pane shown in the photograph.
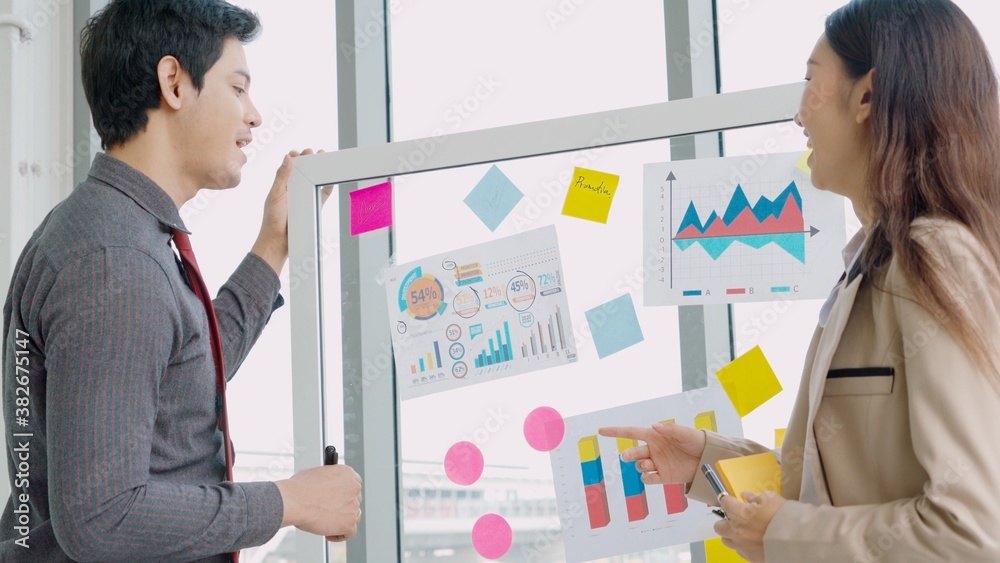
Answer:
[389,1,668,141]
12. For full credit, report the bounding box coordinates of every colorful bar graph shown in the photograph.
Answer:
[522,306,570,358]
[474,322,514,368]
[616,438,649,522]
[660,419,689,515]
[578,436,610,529]
[410,340,444,374]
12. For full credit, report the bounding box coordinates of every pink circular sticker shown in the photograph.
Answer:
[444,441,484,486]
[472,513,512,559]
[523,406,565,452]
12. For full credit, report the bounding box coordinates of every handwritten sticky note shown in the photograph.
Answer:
[796,149,813,174]
[775,428,787,449]
[349,181,392,236]
[706,537,749,562]
[561,167,620,224]
[464,165,524,231]
[586,293,643,359]
[715,346,782,417]
[715,451,782,497]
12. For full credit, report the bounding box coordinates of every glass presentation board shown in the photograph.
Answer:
[312,120,851,561]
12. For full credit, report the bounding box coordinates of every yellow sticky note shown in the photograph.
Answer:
[796,149,813,174]
[715,452,782,497]
[775,428,787,449]
[716,346,782,417]
[706,538,749,562]
[561,167,620,224]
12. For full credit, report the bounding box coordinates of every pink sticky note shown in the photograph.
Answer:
[523,406,565,452]
[444,441,485,486]
[472,513,512,559]
[350,181,392,236]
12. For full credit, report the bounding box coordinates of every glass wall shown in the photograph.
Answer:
[185,1,340,560]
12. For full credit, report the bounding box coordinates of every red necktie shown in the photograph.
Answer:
[172,230,239,563]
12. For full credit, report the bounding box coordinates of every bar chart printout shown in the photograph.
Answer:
[549,384,743,562]
[384,226,577,400]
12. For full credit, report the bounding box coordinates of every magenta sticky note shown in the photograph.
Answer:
[350,181,393,236]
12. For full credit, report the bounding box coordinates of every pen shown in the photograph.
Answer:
[324,445,339,465]
[701,463,729,520]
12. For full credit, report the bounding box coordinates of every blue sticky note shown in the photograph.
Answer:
[586,294,644,359]
[464,165,524,231]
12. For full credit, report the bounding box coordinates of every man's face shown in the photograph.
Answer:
[178,38,260,190]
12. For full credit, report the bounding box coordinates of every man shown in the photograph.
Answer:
[0,1,361,560]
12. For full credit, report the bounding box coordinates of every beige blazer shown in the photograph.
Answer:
[688,218,1000,561]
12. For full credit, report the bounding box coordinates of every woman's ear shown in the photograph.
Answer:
[157,55,185,111]
[855,69,875,125]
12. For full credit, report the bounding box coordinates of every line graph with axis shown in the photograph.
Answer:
[672,181,819,264]
[643,154,847,306]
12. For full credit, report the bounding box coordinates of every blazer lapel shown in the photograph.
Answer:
[801,274,864,504]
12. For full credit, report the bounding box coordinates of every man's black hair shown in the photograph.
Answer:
[80,0,261,150]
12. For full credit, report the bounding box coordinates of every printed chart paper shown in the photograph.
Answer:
[550,385,743,562]
[644,153,846,306]
[385,226,577,400]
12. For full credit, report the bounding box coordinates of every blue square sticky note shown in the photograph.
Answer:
[586,294,644,359]
[464,165,524,231]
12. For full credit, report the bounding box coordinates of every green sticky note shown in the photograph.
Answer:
[715,346,782,417]
[561,167,620,224]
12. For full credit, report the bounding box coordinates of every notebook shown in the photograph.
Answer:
[715,451,782,498]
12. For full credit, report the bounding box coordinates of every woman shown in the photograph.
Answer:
[602,0,1000,561]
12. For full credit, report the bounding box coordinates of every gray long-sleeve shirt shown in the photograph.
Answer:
[0,153,284,561]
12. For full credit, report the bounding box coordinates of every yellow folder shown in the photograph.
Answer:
[715,452,781,498]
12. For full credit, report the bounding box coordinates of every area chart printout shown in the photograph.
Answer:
[643,152,846,306]
[549,384,743,563]
[384,226,577,400]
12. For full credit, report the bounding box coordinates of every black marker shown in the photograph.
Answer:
[324,445,339,465]
[701,463,729,520]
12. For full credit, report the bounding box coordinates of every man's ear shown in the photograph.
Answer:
[855,68,875,125]
[157,55,186,111]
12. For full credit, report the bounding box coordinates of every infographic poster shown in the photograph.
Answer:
[643,152,846,306]
[550,385,743,562]
[385,226,577,400]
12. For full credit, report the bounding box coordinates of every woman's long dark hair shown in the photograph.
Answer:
[827,0,1000,371]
